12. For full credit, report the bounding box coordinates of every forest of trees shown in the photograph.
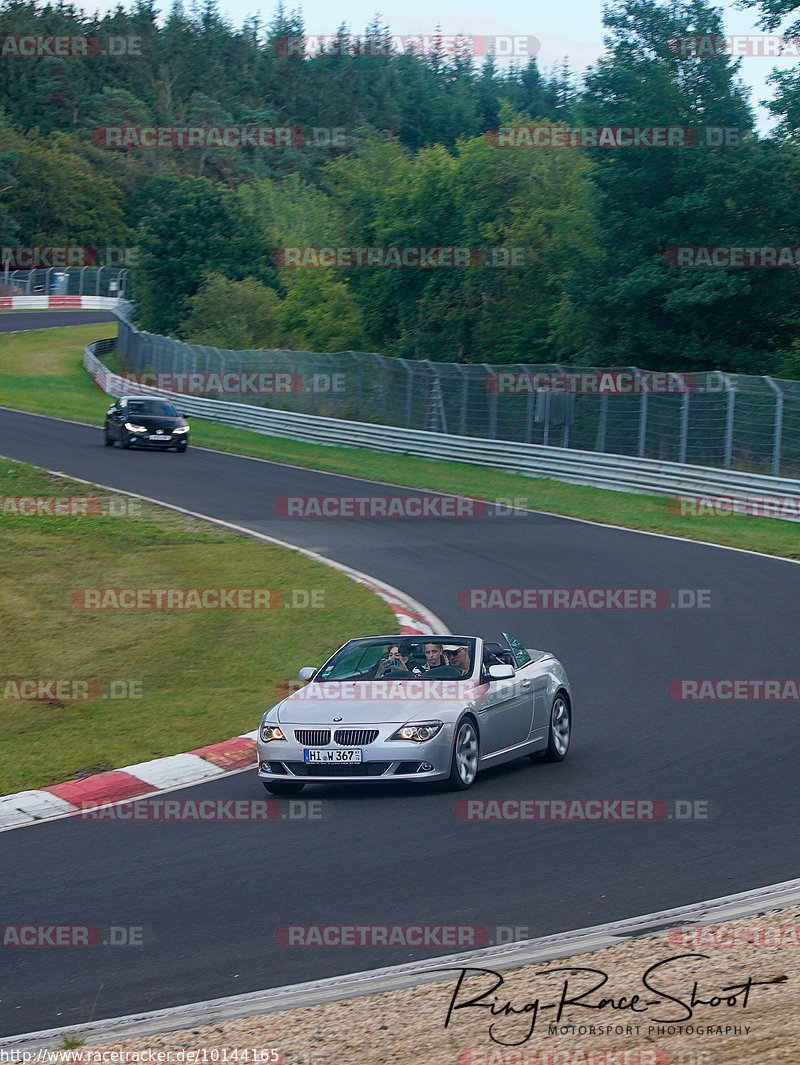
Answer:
[3,0,800,375]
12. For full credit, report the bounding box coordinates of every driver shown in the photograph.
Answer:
[446,643,472,677]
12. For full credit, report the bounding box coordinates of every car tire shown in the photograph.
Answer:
[177,441,187,453]
[103,427,114,446]
[447,716,479,790]
[541,692,571,762]
[262,781,306,795]
[121,435,131,449]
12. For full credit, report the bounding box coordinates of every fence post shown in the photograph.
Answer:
[398,358,414,427]
[525,388,534,443]
[723,376,736,468]
[379,354,389,420]
[452,363,468,436]
[630,366,648,457]
[514,364,533,443]
[482,363,498,439]
[679,391,690,464]
[598,393,608,452]
[422,360,448,434]
[764,376,784,477]
[353,352,363,414]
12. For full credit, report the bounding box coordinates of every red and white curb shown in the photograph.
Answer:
[0,295,121,310]
[0,514,440,833]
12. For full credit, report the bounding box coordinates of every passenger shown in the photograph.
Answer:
[423,641,447,671]
[374,641,416,677]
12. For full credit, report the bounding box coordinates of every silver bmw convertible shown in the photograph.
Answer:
[256,633,572,793]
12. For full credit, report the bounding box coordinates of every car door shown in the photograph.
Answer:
[106,401,123,439]
[502,631,548,739]
[473,654,533,756]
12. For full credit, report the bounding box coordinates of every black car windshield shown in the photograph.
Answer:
[315,638,477,680]
[126,400,179,417]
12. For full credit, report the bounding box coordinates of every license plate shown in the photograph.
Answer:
[304,749,362,763]
[150,434,169,440]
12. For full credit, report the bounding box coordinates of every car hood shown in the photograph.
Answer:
[125,416,186,430]
[275,680,480,724]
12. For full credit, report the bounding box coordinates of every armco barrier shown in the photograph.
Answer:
[85,341,800,519]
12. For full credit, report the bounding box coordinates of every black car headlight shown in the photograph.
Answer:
[124,422,147,433]
[172,426,190,434]
[260,723,286,742]
[389,721,443,742]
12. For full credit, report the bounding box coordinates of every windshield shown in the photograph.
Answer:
[126,400,179,417]
[315,638,477,680]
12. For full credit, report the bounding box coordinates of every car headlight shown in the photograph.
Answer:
[124,422,147,433]
[260,724,286,742]
[172,426,190,434]
[390,720,443,742]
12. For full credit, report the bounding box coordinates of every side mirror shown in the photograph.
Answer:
[488,663,515,680]
[298,666,316,681]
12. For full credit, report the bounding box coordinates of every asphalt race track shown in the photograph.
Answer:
[0,311,116,334]
[1,316,799,1036]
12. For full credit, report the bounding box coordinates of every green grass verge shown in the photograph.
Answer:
[1,321,798,563]
[0,458,395,793]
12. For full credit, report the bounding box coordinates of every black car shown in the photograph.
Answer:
[104,396,190,452]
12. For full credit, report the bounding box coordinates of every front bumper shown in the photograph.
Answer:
[128,434,186,448]
[256,728,455,783]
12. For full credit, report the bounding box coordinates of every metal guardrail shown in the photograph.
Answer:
[0,266,129,298]
[114,315,800,479]
[85,341,800,520]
